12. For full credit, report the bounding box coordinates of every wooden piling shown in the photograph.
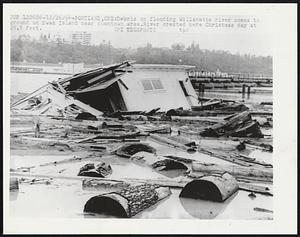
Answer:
[242,84,246,94]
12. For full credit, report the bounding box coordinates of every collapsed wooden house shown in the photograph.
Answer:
[11,62,199,117]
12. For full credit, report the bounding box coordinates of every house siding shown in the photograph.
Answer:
[119,67,199,112]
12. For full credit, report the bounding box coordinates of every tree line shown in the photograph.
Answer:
[11,39,272,75]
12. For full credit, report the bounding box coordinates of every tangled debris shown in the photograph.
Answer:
[200,111,263,138]
[10,64,273,218]
[78,162,112,178]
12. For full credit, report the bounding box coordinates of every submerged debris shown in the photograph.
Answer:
[248,192,257,199]
[236,141,246,151]
[200,111,263,138]
[114,143,156,158]
[253,207,273,213]
[78,162,112,178]
[130,151,188,175]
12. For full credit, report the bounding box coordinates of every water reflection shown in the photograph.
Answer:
[179,191,238,219]
[10,190,19,201]
[82,212,118,219]
[157,169,187,178]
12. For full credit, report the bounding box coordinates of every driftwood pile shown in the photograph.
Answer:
[200,111,264,138]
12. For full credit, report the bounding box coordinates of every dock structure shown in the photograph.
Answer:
[188,71,273,90]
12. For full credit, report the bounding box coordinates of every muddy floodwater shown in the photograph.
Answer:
[10,137,273,220]
[9,72,273,219]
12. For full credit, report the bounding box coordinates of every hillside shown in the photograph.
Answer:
[11,39,272,75]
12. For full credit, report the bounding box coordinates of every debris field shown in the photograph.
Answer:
[9,62,273,219]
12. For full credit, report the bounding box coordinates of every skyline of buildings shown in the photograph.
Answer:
[14,31,93,46]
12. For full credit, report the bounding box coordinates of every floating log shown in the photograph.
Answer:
[198,148,254,167]
[143,125,172,134]
[149,134,196,152]
[253,207,273,213]
[106,110,143,118]
[238,182,273,196]
[83,184,171,218]
[166,109,234,117]
[78,144,107,151]
[244,140,273,152]
[237,154,273,168]
[180,172,239,202]
[114,143,156,158]
[71,126,140,137]
[163,155,195,163]
[260,102,273,105]
[171,116,225,123]
[11,171,188,188]
[191,162,273,182]
[250,111,273,116]
[192,100,248,113]
[82,179,130,190]
[19,178,52,185]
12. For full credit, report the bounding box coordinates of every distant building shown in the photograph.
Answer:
[10,62,98,75]
[70,31,92,45]
[39,33,66,44]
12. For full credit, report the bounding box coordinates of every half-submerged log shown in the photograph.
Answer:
[130,152,188,172]
[114,143,156,158]
[180,172,238,202]
[83,184,171,218]
[200,111,263,138]
[78,162,112,178]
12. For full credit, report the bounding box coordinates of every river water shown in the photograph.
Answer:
[10,138,273,220]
